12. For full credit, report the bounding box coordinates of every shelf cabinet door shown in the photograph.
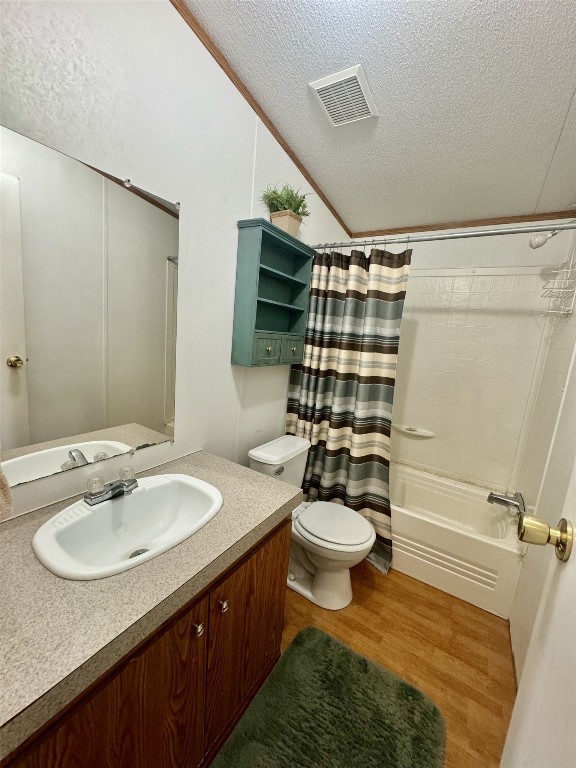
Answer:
[252,332,281,365]
[232,219,314,367]
[205,521,291,750]
[12,598,208,768]
[280,335,304,364]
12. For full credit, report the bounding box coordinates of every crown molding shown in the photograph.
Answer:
[352,209,576,238]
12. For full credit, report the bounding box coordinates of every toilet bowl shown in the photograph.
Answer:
[248,436,376,610]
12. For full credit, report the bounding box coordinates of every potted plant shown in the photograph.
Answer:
[261,183,310,237]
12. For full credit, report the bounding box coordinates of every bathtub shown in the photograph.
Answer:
[389,464,523,618]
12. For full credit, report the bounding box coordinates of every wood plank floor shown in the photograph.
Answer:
[281,562,516,768]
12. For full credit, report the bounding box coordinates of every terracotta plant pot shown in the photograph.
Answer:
[270,210,303,238]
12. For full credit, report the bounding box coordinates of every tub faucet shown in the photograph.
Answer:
[487,491,525,516]
[69,449,88,466]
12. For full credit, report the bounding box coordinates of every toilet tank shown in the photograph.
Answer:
[248,435,311,487]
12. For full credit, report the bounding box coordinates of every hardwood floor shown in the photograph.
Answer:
[281,562,517,768]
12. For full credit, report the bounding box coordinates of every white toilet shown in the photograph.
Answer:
[248,435,376,610]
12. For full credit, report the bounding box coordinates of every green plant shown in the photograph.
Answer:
[261,183,310,218]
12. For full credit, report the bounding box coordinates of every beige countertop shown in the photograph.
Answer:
[0,451,301,760]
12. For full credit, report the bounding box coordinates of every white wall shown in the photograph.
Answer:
[235,120,349,461]
[389,229,572,489]
[106,180,179,433]
[0,0,347,513]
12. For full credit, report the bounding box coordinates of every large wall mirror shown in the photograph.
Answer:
[0,127,179,486]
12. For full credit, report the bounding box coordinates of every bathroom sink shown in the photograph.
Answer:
[2,440,133,486]
[32,474,223,580]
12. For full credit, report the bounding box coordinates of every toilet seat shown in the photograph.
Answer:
[295,501,374,549]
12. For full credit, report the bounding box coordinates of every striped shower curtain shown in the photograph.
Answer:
[286,247,411,573]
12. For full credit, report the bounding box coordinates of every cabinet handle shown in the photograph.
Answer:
[218,599,230,613]
[291,346,297,353]
[266,346,272,354]
[193,622,205,637]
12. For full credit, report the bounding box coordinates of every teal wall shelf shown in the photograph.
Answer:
[231,218,314,367]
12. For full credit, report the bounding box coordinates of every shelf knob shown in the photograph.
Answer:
[266,346,272,354]
[193,622,205,637]
[218,599,230,613]
[291,346,297,353]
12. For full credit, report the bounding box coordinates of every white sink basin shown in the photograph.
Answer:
[2,440,132,486]
[32,474,223,580]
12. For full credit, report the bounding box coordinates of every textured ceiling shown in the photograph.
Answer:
[186,0,576,232]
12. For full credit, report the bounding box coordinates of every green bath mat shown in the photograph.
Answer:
[212,626,445,768]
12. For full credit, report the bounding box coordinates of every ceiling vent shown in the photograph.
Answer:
[310,65,378,127]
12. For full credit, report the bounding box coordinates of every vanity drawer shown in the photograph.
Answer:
[252,333,281,365]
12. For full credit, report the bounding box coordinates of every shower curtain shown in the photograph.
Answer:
[286,247,411,573]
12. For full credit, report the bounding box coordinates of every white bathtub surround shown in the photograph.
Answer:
[393,265,558,489]
[390,463,523,618]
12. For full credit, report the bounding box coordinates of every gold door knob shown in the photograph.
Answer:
[6,355,24,368]
[218,599,230,613]
[518,515,573,562]
[193,622,205,637]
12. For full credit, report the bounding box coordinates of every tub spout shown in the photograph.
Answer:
[69,449,88,466]
[487,491,525,516]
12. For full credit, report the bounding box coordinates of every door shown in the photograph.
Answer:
[500,457,576,767]
[0,173,30,450]
[205,521,291,749]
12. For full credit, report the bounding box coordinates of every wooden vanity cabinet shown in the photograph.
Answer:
[8,520,291,768]
[206,519,290,750]
[8,598,208,768]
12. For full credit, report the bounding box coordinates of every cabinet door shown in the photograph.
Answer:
[252,333,281,365]
[12,598,208,768]
[205,521,291,749]
[280,335,304,364]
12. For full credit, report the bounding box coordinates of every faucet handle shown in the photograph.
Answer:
[86,477,105,495]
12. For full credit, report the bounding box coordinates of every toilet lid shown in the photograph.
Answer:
[297,502,374,546]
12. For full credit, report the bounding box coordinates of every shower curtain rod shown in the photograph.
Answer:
[311,220,576,251]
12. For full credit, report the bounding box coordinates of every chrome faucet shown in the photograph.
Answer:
[69,449,88,466]
[84,472,138,506]
[487,491,525,516]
